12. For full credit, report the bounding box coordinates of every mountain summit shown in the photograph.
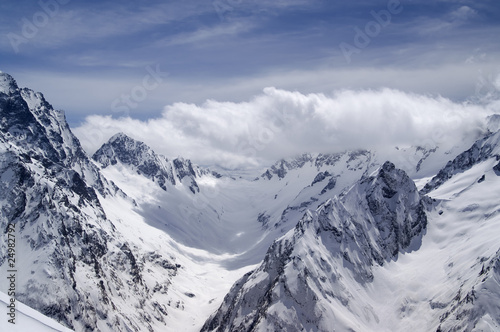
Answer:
[93,132,223,194]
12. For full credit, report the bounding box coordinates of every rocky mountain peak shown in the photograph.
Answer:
[93,133,207,193]
[0,72,18,95]
[0,74,89,170]
[367,160,412,200]
[93,133,177,191]
[109,131,129,142]
[93,132,157,167]
[260,153,314,179]
[260,150,372,181]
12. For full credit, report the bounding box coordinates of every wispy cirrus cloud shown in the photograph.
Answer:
[1,1,214,51]
[164,20,256,46]
[410,5,480,36]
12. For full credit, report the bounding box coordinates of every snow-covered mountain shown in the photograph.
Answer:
[93,132,220,194]
[202,132,500,331]
[1,71,500,332]
[0,72,183,331]
[201,161,430,331]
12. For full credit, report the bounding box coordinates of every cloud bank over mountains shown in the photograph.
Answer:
[74,87,497,169]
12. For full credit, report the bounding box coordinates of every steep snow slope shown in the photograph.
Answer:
[93,188,257,331]
[0,291,73,332]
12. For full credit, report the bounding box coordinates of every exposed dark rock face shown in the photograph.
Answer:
[93,132,206,193]
[311,171,331,186]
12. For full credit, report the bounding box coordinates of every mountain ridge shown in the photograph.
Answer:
[0,72,184,331]
[201,161,430,331]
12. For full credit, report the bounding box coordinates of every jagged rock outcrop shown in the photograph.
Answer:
[93,133,213,194]
[93,133,177,191]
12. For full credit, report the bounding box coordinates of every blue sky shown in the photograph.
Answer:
[2,0,500,167]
